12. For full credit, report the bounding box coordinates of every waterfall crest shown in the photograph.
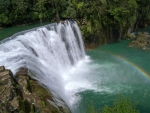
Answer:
[0,21,87,107]
[0,21,85,72]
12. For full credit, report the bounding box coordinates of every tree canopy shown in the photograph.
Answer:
[0,0,150,46]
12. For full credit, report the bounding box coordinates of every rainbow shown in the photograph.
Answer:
[99,50,150,80]
[114,54,150,80]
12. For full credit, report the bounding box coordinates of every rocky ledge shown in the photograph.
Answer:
[128,32,150,49]
[0,66,71,113]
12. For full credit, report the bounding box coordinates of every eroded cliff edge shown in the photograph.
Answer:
[0,66,71,113]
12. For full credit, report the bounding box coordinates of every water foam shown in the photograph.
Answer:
[0,21,96,110]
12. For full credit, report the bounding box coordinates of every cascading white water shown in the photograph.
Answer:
[2,21,149,113]
[0,21,94,111]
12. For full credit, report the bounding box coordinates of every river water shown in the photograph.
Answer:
[74,40,150,113]
[0,23,150,113]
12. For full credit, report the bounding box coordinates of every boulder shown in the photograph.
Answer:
[128,32,150,49]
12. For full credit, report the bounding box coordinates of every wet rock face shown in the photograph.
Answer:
[0,66,19,112]
[0,66,71,113]
[128,32,150,49]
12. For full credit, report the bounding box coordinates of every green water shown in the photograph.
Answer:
[76,40,150,113]
[0,22,51,40]
[1,25,150,113]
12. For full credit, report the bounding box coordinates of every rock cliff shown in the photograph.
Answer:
[0,66,71,113]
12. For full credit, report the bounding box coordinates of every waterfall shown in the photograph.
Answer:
[0,21,90,109]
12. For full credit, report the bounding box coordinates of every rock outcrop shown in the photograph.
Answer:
[0,66,71,113]
[128,32,150,49]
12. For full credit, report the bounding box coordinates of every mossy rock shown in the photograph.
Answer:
[0,67,71,113]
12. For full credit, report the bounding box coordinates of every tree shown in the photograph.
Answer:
[101,95,140,113]
[85,95,140,113]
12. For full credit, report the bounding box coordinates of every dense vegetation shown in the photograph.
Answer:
[86,95,140,113]
[0,0,150,47]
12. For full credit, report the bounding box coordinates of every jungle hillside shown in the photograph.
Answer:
[0,0,150,48]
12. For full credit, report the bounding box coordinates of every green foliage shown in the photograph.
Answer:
[0,13,9,24]
[85,95,140,113]
[77,2,84,9]
[135,0,150,28]
[101,95,140,113]
[41,101,46,108]
[0,0,150,45]
[29,12,38,21]
[83,100,101,113]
